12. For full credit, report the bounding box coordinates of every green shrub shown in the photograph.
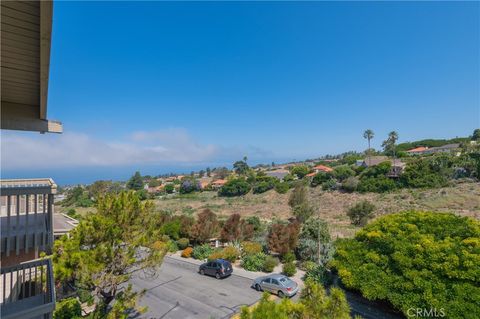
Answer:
[242,252,267,271]
[332,165,356,181]
[303,263,332,286]
[347,200,375,226]
[341,176,359,192]
[321,179,338,191]
[181,247,193,258]
[54,298,81,319]
[192,244,214,260]
[160,220,181,240]
[282,262,297,277]
[176,238,190,250]
[275,182,290,194]
[262,256,279,272]
[310,172,331,187]
[219,179,251,197]
[331,211,480,319]
[167,240,178,252]
[282,252,296,263]
[242,241,262,256]
[357,176,397,193]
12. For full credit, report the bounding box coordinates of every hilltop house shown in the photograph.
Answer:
[312,165,334,173]
[265,169,290,180]
[359,156,406,177]
[405,143,461,156]
[211,179,227,189]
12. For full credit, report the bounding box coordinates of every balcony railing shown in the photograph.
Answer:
[1,258,55,319]
[1,179,56,257]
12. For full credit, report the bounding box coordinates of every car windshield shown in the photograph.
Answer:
[279,277,293,286]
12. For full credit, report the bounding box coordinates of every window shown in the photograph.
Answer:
[271,279,279,285]
[206,262,213,267]
[263,278,271,284]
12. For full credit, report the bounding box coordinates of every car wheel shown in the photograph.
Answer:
[278,291,285,298]
[200,269,205,275]
[215,273,221,279]
[255,284,262,291]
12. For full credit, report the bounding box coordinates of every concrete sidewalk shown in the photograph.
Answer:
[167,252,305,286]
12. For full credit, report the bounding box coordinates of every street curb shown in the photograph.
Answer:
[165,255,259,281]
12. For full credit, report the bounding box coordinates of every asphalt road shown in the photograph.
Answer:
[130,257,262,319]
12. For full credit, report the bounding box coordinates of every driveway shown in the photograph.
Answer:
[130,256,262,319]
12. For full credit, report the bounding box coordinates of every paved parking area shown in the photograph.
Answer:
[130,256,262,319]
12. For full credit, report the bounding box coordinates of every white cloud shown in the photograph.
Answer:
[1,129,220,170]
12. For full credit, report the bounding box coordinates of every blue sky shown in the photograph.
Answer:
[2,1,479,184]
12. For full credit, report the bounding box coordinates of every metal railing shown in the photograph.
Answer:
[1,258,55,319]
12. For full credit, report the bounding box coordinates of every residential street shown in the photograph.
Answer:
[130,256,262,319]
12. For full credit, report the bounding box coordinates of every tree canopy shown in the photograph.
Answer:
[53,191,167,318]
[331,211,480,319]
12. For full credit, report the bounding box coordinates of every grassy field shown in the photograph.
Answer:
[152,180,480,238]
[56,180,480,239]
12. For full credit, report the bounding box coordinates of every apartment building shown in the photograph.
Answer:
[1,1,62,318]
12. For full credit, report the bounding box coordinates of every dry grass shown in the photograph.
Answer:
[56,181,480,239]
[153,181,480,238]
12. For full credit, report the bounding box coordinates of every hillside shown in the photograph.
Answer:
[150,180,480,238]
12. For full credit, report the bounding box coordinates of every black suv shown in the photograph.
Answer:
[199,259,233,279]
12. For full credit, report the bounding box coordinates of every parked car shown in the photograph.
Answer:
[252,274,299,298]
[199,259,233,279]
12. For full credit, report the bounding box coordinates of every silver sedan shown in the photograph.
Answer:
[252,273,299,298]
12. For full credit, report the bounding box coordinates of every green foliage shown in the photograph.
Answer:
[303,263,332,286]
[357,176,397,193]
[341,176,359,193]
[160,220,181,240]
[62,186,93,208]
[292,203,314,223]
[253,176,277,194]
[127,171,144,190]
[331,211,480,319]
[282,262,297,277]
[396,137,470,152]
[310,172,332,188]
[291,165,310,179]
[53,191,167,317]
[321,179,338,191]
[192,244,214,260]
[333,165,356,181]
[263,256,280,272]
[288,182,308,208]
[472,129,480,141]
[400,157,450,188]
[66,208,81,220]
[242,252,267,271]
[219,178,251,197]
[346,200,375,226]
[136,189,149,200]
[54,298,82,319]
[176,238,190,250]
[240,280,351,319]
[164,184,175,194]
[234,159,250,175]
[275,182,290,194]
[282,251,296,263]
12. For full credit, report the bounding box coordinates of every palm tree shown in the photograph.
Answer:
[363,129,374,166]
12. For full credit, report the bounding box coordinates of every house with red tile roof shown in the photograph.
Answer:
[305,172,316,177]
[313,164,334,173]
[211,179,227,189]
[406,146,428,155]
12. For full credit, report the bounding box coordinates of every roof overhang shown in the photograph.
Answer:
[1,1,62,133]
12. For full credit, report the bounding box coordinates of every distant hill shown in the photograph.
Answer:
[396,137,470,152]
